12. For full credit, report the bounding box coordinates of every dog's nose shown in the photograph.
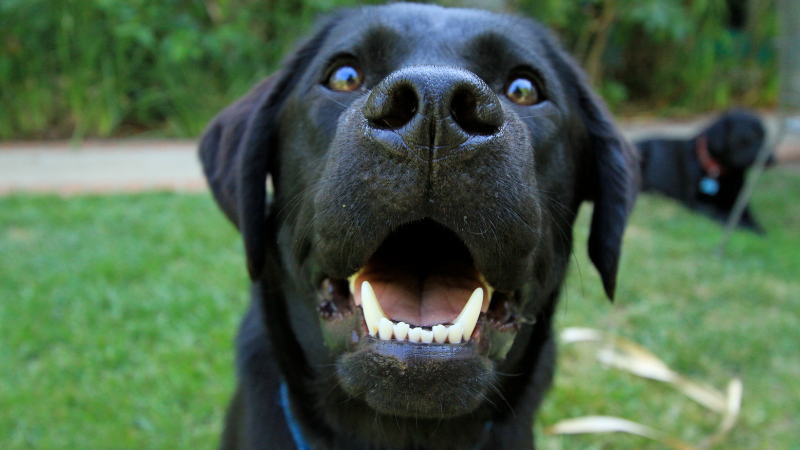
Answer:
[363,66,503,153]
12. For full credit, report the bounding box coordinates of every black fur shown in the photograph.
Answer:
[199,4,638,449]
[637,110,769,233]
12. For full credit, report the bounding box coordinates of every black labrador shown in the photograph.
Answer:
[637,110,768,232]
[199,4,637,449]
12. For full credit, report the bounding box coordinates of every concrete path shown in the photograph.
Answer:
[0,140,202,194]
[1,116,798,195]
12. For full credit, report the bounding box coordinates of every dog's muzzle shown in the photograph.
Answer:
[310,66,535,418]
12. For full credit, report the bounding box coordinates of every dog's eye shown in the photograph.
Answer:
[327,65,363,92]
[505,77,540,105]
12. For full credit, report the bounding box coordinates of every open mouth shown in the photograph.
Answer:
[318,219,519,345]
[353,280,486,343]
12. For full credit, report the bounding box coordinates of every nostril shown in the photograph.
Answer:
[451,90,500,136]
[369,86,418,130]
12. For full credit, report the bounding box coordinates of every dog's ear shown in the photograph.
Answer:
[540,31,638,300]
[199,76,281,227]
[199,15,341,280]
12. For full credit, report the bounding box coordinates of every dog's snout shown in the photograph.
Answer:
[363,66,503,151]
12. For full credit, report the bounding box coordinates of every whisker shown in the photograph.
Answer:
[513,110,560,120]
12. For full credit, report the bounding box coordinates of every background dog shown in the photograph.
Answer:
[637,110,769,232]
[199,4,637,449]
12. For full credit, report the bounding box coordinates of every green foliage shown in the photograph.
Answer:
[0,0,779,139]
[0,0,377,139]
[518,0,779,113]
[1,169,798,448]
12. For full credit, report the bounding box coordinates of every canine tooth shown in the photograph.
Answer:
[447,323,463,343]
[347,269,364,295]
[420,329,434,344]
[408,327,422,343]
[361,281,388,337]
[433,324,448,343]
[378,317,394,340]
[394,322,410,341]
[478,273,495,303]
[453,288,483,342]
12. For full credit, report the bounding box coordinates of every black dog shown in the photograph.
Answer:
[637,110,768,232]
[199,4,637,449]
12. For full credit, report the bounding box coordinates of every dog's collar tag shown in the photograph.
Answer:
[280,381,311,450]
[699,176,720,196]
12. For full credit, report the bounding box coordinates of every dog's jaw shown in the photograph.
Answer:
[313,219,526,418]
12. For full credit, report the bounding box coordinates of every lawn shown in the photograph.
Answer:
[1,168,798,449]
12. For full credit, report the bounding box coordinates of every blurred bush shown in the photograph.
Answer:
[0,0,379,139]
[0,0,778,140]
[518,0,779,113]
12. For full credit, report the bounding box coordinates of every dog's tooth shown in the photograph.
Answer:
[361,281,388,337]
[378,317,394,340]
[408,327,422,343]
[432,324,448,343]
[453,288,483,342]
[447,323,463,343]
[394,322,410,341]
[478,273,495,304]
[348,269,364,295]
[420,329,434,344]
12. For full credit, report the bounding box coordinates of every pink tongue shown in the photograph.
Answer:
[354,261,484,327]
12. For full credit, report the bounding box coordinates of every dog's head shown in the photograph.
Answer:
[201,3,636,443]
[703,109,767,169]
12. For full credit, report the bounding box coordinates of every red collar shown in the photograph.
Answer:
[696,135,726,178]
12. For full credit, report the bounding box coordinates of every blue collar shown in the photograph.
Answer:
[280,381,311,450]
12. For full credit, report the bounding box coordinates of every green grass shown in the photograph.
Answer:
[1,168,798,449]
[538,167,800,450]
[0,194,248,448]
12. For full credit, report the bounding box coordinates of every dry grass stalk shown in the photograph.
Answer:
[547,327,743,449]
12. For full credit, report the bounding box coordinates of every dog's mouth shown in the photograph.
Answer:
[316,220,522,418]
[317,220,520,345]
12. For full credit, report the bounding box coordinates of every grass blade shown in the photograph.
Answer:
[546,416,700,450]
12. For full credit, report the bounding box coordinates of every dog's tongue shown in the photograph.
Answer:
[352,245,486,327]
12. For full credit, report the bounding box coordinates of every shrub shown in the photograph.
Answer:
[0,0,778,139]
[517,0,778,113]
